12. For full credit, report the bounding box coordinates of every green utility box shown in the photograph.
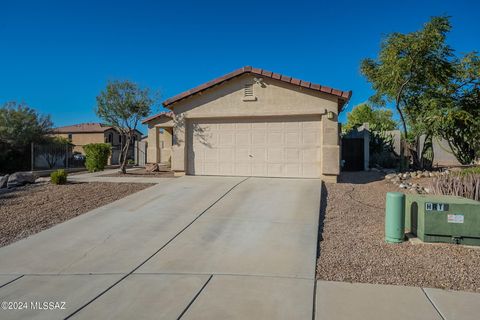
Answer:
[405,194,480,245]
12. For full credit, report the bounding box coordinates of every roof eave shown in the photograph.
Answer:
[161,66,352,111]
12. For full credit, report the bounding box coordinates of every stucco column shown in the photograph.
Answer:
[171,115,186,172]
[146,126,159,163]
[321,112,340,182]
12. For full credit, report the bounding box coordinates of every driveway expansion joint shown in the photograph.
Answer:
[0,275,24,289]
[421,287,446,320]
[64,177,249,319]
[176,274,213,320]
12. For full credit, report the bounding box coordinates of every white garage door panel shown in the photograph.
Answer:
[188,116,322,178]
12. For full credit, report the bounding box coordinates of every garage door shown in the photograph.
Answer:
[187,116,322,178]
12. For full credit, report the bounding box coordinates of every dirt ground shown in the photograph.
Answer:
[0,182,154,247]
[316,171,480,293]
[101,168,175,178]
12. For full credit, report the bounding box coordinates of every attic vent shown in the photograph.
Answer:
[242,83,257,101]
[244,84,253,96]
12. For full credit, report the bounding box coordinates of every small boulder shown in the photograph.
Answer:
[145,163,160,172]
[0,174,9,189]
[385,173,397,180]
[399,183,407,189]
[7,172,36,188]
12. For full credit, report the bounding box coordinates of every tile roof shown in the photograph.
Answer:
[141,111,174,124]
[162,66,352,109]
[54,123,113,133]
[54,123,143,135]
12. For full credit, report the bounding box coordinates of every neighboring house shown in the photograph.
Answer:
[53,123,142,164]
[143,66,351,182]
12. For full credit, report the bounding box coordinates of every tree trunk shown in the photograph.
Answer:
[395,103,409,171]
[119,133,131,174]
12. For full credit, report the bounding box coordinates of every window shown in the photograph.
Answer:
[242,83,257,101]
[106,133,113,143]
[67,133,72,142]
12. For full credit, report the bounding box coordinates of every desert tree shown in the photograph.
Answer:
[361,16,454,169]
[96,80,157,173]
[0,102,53,172]
[343,103,397,133]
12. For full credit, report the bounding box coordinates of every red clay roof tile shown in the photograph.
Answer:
[159,66,352,113]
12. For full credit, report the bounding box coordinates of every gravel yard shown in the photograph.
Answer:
[316,171,480,293]
[0,182,154,247]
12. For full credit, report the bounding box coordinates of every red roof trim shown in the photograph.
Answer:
[162,66,352,110]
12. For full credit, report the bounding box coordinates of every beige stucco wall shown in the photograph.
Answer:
[146,117,174,164]
[168,74,341,181]
[53,132,105,153]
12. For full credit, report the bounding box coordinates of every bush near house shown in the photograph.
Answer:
[84,143,111,172]
[50,169,68,185]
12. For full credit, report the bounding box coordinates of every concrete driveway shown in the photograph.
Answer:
[0,176,321,319]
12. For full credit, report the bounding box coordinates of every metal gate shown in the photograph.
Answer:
[341,138,364,171]
[134,141,147,167]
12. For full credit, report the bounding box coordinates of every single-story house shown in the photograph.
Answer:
[142,66,351,182]
[53,123,142,164]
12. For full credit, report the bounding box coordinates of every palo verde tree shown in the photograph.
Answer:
[361,16,455,169]
[96,80,156,173]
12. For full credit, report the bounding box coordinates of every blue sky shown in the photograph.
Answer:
[1,0,479,134]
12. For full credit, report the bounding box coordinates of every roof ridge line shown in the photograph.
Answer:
[161,66,351,108]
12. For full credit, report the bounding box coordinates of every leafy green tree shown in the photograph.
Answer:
[0,101,52,148]
[0,102,53,172]
[361,16,454,168]
[425,53,480,164]
[343,103,397,133]
[96,80,156,173]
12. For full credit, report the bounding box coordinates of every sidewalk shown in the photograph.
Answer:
[315,280,479,320]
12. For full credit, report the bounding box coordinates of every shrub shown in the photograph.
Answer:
[83,143,111,172]
[458,166,480,176]
[127,159,135,165]
[431,172,480,201]
[50,169,68,185]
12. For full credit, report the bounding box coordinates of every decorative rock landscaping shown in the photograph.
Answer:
[0,172,37,190]
[383,169,449,194]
